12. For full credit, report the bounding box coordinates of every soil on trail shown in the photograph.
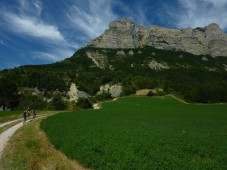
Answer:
[0,121,24,158]
[0,119,22,128]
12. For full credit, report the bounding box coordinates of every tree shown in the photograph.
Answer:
[77,98,92,109]
[0,78,19,110]
[51,94,67,110]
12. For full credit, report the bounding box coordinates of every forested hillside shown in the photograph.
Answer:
[1,46,227,110]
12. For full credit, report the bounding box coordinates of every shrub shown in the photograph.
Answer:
[19,93,47,110]
[155,91,167,96]
[95,92,112,101]
[51,94,67,110]
[121,86,136,96]
[76,98,92,109]
[147,91,154,96]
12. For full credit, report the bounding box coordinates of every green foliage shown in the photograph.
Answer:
[24,70,68,92]
[95,92,112,101]
[0,78,19,110]
[50,94,67,110]
[147,90,154,96]
[18,92,47,110]
[132,76,157,89]
[121,86,136,96]
[41,96,227,169]
[76,98,92,109]
[155,90,167,96]
[1,45,227,107]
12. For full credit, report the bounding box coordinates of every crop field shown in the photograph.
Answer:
[41,96,227,169]
[0,110,22,123]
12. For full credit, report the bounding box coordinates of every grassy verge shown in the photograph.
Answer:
[0,116,88,170]
[0,110,57,124]
[0,111,22,123]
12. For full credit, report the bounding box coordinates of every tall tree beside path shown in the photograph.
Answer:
[0,78,19,111]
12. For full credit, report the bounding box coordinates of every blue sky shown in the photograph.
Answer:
[0,0,227,70]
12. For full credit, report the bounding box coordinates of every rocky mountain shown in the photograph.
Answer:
[2,19,227,111]
[88,18,227,57]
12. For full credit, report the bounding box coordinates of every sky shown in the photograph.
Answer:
[0,0,227,70]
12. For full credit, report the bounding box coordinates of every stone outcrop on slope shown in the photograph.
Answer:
[68,83,90,102]
[97,84,122,97]
[88,19,227,57]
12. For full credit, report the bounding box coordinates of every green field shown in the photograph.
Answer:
[0,110,22,123]
[41,96,227,169]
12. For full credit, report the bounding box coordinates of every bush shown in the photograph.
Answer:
[121,86,136,96]
[147,91,154,96]
[77,98,92,109]
[51,94,67,110]
[95,92,112,101]
[19,93,47,110]
[155,91,167,96]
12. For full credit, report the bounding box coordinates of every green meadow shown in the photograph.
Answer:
[41,96,227,169]
[0,110,22,123]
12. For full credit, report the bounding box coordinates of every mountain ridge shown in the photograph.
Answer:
[88,18,227,57]
[1,20,227,111]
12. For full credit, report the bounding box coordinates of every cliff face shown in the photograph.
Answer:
[88,19,227,57]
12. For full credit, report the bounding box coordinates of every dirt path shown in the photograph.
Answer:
[167,94,189,104]
[0,114,50,128]
[0,118,22,128]
[0,122,25,158]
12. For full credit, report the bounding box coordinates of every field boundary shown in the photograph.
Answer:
[166,94,189,104]
[0,114,89,170]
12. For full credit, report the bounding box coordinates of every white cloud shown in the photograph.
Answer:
[167,0,227,30]
[32,52,59,62]
[113,0,152,26]
[4,13,64,41]
[32,48,75,62]
[18,0,43,16]
[33,0,43,15]
[0,0,76,66]
[67,0,117,39]
[202,0,227,7]
[1,0,65,42]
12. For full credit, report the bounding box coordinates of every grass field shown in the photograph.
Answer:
[41,96,227,169]
[0,110,22,123]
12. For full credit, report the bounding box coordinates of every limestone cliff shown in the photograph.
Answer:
[88,19,227,57]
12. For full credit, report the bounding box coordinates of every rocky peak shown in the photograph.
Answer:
[88,19,227,57]
[109,18,135,32]
[206,23,222,32]
[205,23,223,39]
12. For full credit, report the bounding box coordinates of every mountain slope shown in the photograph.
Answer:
[1,46,227,104]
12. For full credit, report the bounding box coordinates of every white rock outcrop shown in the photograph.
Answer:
[68,83,90,102]
[148,60,169,70]
[98,84,122,97]
[86,52,107,69]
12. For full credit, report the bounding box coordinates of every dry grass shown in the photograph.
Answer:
[0,121,21,134]
[0,116,89,170]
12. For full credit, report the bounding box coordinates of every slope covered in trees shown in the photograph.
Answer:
[1,46,227,109]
